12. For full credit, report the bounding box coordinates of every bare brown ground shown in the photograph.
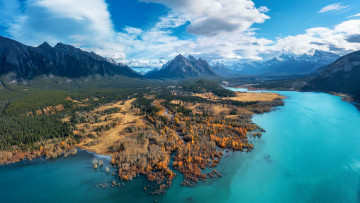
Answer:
[75,98,148,154]
[73,91,284,155]
[186,91,283,119]
[186,103,202,115]
[186,103,253,118]
[226,92,286,102]
[194,91,285,102]
[65,97,91,108]
[61,116,72,122]
[170,100,182,105]
[27,104,65,116]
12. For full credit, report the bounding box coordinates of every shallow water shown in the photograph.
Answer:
[162,90,360,202]
[1,90,360,202]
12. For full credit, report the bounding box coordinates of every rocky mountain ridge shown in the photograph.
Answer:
[302,50,360,99]
[0,36,140,81]
[145,54,217,79]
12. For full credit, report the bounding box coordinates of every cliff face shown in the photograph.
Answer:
[302,50,360,98]
[0,36,140,80]
[145,54,217,79]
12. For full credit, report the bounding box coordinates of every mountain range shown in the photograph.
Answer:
[145,54,217,79]
[0,36,140,82]
[2,35,358,98]
[213,50,340,77]
[0,36,219,82]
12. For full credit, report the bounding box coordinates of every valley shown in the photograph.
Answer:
[0,35,360,200]
[2,0,360,201]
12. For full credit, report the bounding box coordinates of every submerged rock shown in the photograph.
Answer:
[92,159,99,168]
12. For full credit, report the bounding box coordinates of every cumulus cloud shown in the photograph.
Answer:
[1,0,273,65]
[140,0,269,36]
[271,20,360,55]
[5,0,126,60]
[318,3,349,13]
[116,22,273,65]
[2,0,360,68]
[116,0,272,64]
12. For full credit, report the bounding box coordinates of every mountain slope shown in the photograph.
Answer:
[302,50,360,98]
[145,54,217,79]
[0,36,140,81]
[187,55,217,76]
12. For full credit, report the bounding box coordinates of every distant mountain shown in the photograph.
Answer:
[130,67,155,75]
[211,62,243,77]
[145,54,217,79]
[302,50,360,98]
[215,50,340,77]
[0,36,140,81]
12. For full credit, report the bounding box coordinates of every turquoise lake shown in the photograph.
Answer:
[1,90,360,202]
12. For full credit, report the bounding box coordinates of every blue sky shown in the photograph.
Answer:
[252,0,360,39]
[1,0,360,67]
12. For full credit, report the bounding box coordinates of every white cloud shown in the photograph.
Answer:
[318,3,349,13]
[258,6,270,13]
[271,20,360,55]
[140,0,270,36]
[5,0,126,60]
[126,59,167,68]
[114,19,274,65]
[348,13,360,18]
[113,0,272,64]
[2,0,273,65]
[2,0,360,68]
[34,0,113,36]
[155,13,188,29]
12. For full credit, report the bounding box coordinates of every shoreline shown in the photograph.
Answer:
[0,87,286,195]
[2,89,360,202]
[229,84,360,111]
[0,139,78,165]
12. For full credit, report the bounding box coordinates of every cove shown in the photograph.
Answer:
[1,90,360,202]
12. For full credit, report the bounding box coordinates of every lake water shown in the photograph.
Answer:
[1,90,360,202]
